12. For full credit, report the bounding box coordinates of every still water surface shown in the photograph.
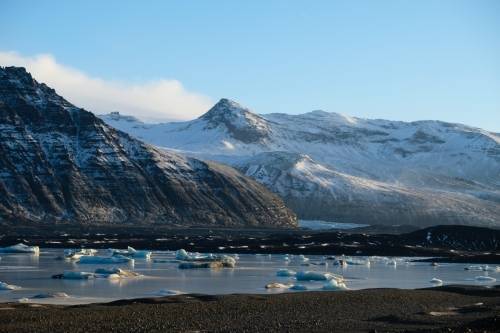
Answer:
[0,249,497,304]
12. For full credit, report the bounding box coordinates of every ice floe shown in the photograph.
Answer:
[151,289,184,296]
[475,276,496,282]
[265,282,292,289]
[295,271,343,282]
[0,243,39,254]
[322,279,348,291]
[0,281,21,290]
[78,255,134,265]
[276,269,296,277]
[430,278,443,285]
[64,248,97,260]
[109,247,151,259]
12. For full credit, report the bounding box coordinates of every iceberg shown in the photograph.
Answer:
[0,281,21,290]
[64,248,97,260]
[290,284,308,291]
[175,249,211,261]
[78,255,134,265]
[0,243,39,254]
[178,261,224,269]
[475,276,496,282]
[276,269,296,277]
[265,282,291,289]
[52,271,95,280]
[295,271,343,282]
[322,279,348,291]
[31,292,70,299]
[430,278,443,285]
[94,267,141,278]
[109,247,151,259]
[465,265,485,271]
[151,289,184,296]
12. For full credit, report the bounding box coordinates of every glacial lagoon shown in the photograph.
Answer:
[0,249,498,304]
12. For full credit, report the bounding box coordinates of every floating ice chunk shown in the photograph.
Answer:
[265,282,291,289]
[0,243,39,254]
[31,292,70,299]
[298,255,309,262]
[346,259,370,266]
[175,249,209,261]
[64,248,97,260]
[387,259,397,267]
[94,267,141,278]
[52,271,95,280]
[322,279,348,291]
[178,261,224,269]
[333,259,348,267]
[295,271,343,282]
[78,255,134,264]
[276,269,296,277]
[152,289,184,296]
[475,276,496,282]
[430,278,443,285]
[465,265,485,271]
[110,247,151,259]
[0,281,21,290]
[290,284,308,291]
[220,255,237,268]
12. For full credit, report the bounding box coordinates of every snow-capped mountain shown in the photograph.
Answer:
[100,98,500,227]
[0,68,297,228]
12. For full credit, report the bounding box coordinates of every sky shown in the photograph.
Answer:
[1,0,499,130]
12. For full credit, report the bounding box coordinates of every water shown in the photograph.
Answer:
[0,249,498,304]
[298,220,368,230]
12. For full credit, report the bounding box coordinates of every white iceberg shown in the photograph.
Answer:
[94,267,141,278]
[265,282,292,289]
[31,292,70,299]
[276,269,296,277]
[151,289,184,296]
[175,249,210,261]
[0,243,39,254]
[322,279,348,291]
[295,271,343,282]
[465,265,486,271]
[475,276,496,282]
[64,248,97,260]
[0,281,21,290]
[298,255,309,262]
[78,255,134,265]
[110,247,151,259]
[430,278,443,285]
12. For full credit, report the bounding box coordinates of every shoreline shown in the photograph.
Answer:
[2,224,499,263]
[0,285,499,332]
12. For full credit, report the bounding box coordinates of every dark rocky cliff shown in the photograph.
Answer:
[0,66,297,228]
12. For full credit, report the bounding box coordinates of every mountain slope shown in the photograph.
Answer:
[101,99,500,227]
[0,68,297,228]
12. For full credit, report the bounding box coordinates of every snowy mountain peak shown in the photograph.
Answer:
[0,66,71,110]
[100,111,143,124]
[199,98,271,144]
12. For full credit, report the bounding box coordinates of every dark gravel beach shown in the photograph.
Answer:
[0,285,499,333]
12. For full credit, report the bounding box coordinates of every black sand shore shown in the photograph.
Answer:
[0,286,499,332]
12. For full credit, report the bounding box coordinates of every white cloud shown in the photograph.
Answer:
[0,51,213,121]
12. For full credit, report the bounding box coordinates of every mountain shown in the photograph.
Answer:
[0,67,297,228]
[100,99,500,227]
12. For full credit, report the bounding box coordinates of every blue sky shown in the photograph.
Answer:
[1,0,499,131]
